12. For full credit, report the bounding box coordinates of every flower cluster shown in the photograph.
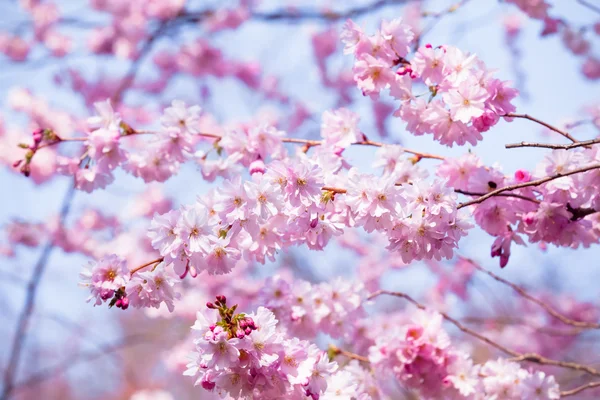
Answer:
[79,255,180,312]
[342,18,518,146]
[439,149,600,267]
[184,297,340,399]
[369,310,561,399]
[147,148,470,277]
[258,275,367,340]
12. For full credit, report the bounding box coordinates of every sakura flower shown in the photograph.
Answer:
[126,262,181,312]
[320,108,362,150]
[443,77,489,123]
[79,254,129,305]
[87,99,120,130]
[160,99,202,134]
[353,54,395,98]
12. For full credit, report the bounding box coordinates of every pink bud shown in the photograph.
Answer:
[245,317,257,330]
[120,297,129,310]
[249,158,266,175]
[425,43,432,48]
[101,290,114,301]
[216,295,226,304]
[235,329,245,339]
[310,218,319,229]
[13,159,22,168]
[206,302,217,309]
[32,129,44,144]
[523,212,536,225]
[514,170,531,183]
[115,298,123,308]
[201,380,216,391]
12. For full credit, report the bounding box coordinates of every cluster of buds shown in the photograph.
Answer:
[108,287,129,310]
[14,128,61,177]
[206,295,257,339]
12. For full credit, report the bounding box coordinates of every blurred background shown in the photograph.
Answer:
[1,0,599,399]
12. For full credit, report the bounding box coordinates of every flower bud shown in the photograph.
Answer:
[101,290,114,301]
[201,380,216,391]
[206,301,217,309]
[245,317,257,330]
[235,329,245,339]
[216,295,226,305]
[249,158,266,175]
[120,297,129,310]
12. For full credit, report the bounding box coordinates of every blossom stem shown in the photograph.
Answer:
[328,344,369,363]
[129,257,164,276]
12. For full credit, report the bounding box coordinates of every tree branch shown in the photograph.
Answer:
[454,189,540,204]
[561,380,600,397]
[181,0,409,24]
[505,137,600,150]
[467,258,600,329]
[1,184,76,400]
[368,290,600,377]
[505,113,579,143]
[457,163,600,209]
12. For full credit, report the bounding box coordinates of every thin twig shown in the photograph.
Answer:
[454,189,540,204]
[129,257,164,276]
[577,0,600,14]
[368,290,519,356]
[181,0,409,24]
[467,259,600,329]
[505,113,579,143]
[457,163,600,209]
[1,184,76,400]
[561,380,600,397]
[328,344,369,363]
[368,290,600,377]
[505,138,600,150]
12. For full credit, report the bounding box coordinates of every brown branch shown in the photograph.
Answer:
[29,130,445,161]
[181,0,410,24]
[368,290,600,377]
[457,163,600,209]
[328,344,369,363]
[561,381,600,397]
[467,259,600,329]
[129,257,164,276]
[505,113,579,143]
[505,137,600,150]
[1,185,76,400]
[454,189,540,204]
